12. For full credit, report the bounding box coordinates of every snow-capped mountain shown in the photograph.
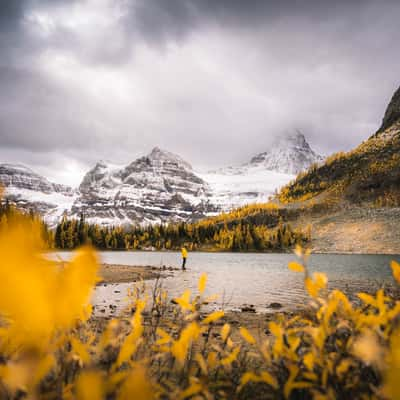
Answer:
[0,163,77,223]
[71,147,216,225]
[248,131,323,175]
[0,133,322,226]
[199,132,322,209]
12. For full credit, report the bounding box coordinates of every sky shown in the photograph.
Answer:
[0,0,399,186]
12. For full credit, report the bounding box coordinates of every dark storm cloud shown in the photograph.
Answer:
[0,0,399,185]
[129,0,400,47]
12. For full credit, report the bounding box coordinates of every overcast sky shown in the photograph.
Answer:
[0,0,399,186]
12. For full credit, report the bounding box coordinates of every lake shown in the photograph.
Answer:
[54,251,400,315]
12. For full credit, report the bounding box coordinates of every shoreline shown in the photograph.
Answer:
[97,263,179,284]
[51,249,400,256]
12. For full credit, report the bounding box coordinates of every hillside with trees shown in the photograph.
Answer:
[279,86,400,207]
[273,85,400,253]
[54,204,310,252]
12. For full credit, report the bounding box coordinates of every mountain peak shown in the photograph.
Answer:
[378,85,400,133]
[147,147,193,170]
[273,129,310,149]
[93,160,109,169]
[249,132,322,175]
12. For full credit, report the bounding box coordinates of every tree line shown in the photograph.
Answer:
[54,208,310,252]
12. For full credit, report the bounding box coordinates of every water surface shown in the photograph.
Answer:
[55,251,400,315]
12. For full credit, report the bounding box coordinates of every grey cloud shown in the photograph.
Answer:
[0,0,400,185]
[129,0,391,44]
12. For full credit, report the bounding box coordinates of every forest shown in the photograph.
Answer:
[54,204,310,252]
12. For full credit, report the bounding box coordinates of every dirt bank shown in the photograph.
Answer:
[293,206,400,254]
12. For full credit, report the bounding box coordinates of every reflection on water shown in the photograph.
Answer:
[54,251,400,315]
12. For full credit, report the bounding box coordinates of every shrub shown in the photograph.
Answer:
[0,222,400,399]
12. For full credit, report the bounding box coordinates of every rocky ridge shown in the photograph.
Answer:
[1,135,322,226]
[72,147,215,225]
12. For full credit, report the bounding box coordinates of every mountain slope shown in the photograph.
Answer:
[274,85,400,253]
[199,132,322,209]
[72,147,215,225]
[0,164,77,223]
[279,88,400,206]
[0,133,321,226]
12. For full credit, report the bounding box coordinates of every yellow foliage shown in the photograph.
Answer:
[76,371,104,400]
[221,323,231,342]
[173,290,195,312]
[288,261,305,273]
[305,272,328,298]
[0,222,99,351]
[117,366,155,400]
[0,207,400,399]
[239,327,256,345]
[391,260,400,283]
[198,273,207,295]
[202,310,224,325]
[171,322,202,366]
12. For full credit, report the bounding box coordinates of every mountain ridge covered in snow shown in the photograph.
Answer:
[0,133,322,226]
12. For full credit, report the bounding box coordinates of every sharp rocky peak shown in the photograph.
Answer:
[145,147,193,170]
[248,131,322,175]
[378,85,400,133]
[276,131,309,148]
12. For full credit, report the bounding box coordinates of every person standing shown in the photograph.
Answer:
[181,246,188,270]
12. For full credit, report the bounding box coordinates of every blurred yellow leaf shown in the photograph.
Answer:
[202,310,224,325]
[288,261,305,273]
[76,371,104,400]
[352,331,382,366]
[305,273,327,298]
[195,353,208,375]
[240,327,256,345]
[156,328,172,346]
[171,323,201,365]
[198,273,207,295]
[173,290,194,312]
[221,323,231,341]
[118,366,154,400]
[357,292,377,307]
[391,260,400,283]
[221,346,240,366]
[238,371,278,392]
[179,381,202,399]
